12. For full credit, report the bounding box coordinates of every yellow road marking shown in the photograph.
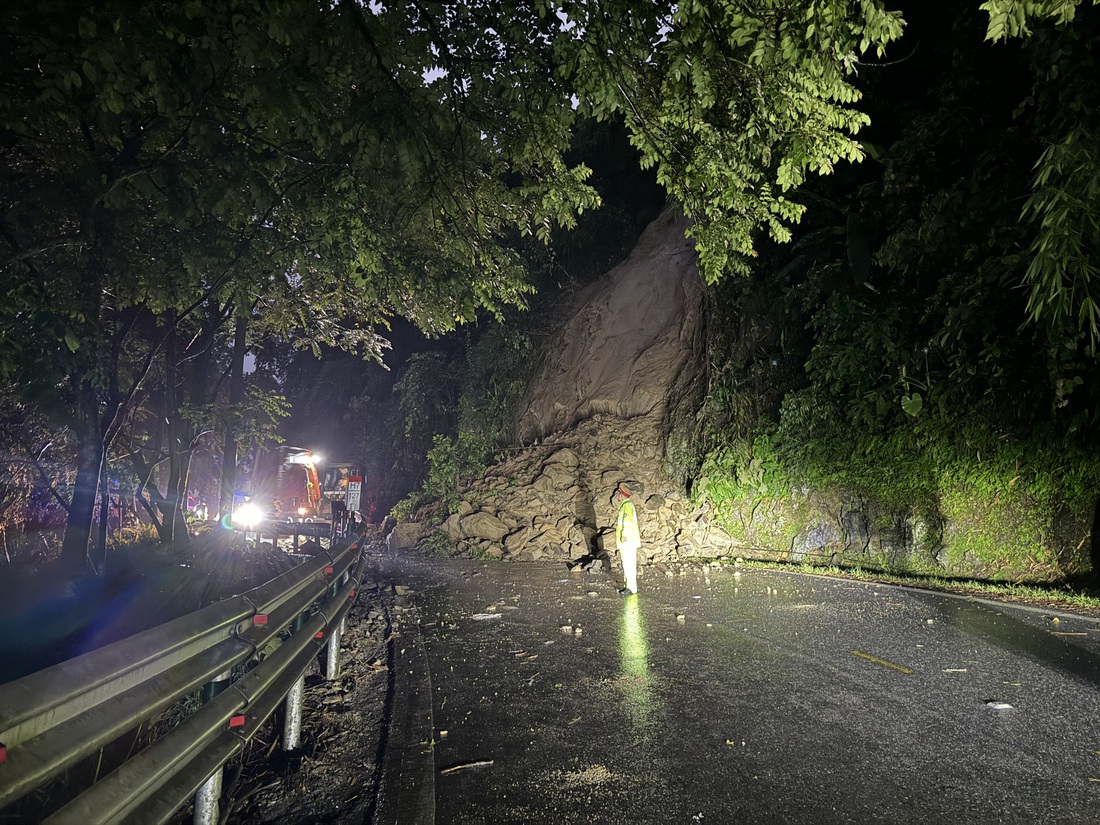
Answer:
[850,650,914,675]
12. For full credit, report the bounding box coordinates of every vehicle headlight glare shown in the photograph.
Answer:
[232,503,264,528]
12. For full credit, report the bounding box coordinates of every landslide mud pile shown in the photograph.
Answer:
[389,208,736,564]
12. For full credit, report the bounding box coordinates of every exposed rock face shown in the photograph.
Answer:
[517,208,702,444]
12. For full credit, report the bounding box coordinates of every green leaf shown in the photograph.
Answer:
[901,393,923,417]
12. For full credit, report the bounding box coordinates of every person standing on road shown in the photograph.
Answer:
[615,483,641,594]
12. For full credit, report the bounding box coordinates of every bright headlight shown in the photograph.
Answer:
[232,502,264,528]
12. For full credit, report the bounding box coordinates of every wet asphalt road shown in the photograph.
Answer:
[373,556,1100,824]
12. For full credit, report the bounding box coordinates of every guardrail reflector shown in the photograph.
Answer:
[229,715,246,728]
[253,615,268,626]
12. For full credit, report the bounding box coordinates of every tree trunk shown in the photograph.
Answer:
[136,473,167,540]
[163,336,182,544]
[97,461,109,573]
[219,312,248,520]
[61,385,104,575]
[162,448,192,544]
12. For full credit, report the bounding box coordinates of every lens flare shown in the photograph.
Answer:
[232,502,264,528]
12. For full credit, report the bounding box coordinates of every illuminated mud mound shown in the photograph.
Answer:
[517,207,702,444]
[391,209,726,564]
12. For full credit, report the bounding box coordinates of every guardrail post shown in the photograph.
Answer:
[283,674,305,751]
[193,769,222,825]
[325,621,342,680]
[201,667,233,704]
[193,666,233,824]
[282,612,309,751]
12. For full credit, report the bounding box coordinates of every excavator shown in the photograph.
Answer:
[231,447,361,529]
[277,448,323,520]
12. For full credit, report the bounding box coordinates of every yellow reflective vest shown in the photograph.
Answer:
[616,499,641,550]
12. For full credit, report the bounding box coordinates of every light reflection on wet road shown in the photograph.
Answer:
[374,555,1100,824]
[618,593,656,746]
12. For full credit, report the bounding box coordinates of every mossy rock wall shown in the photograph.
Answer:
[716,485,1092,582]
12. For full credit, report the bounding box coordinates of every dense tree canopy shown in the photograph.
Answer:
[559,1,904,276]
[0,0,598,567]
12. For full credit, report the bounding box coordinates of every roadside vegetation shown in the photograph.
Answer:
[672,2,1100,584]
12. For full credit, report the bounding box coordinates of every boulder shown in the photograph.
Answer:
[532,474,557,493]
[441,513,463,541]
[516,207,702,443]
[387,522,425,551]
[544,447,580,468]
[504,527,541,556]
[538,462,576,488]
[460,511,511,542]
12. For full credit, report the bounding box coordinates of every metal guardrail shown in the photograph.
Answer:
[0,528,370,823]
[236,518,341,550]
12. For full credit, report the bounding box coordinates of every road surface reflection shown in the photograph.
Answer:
[618,593,657,743]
